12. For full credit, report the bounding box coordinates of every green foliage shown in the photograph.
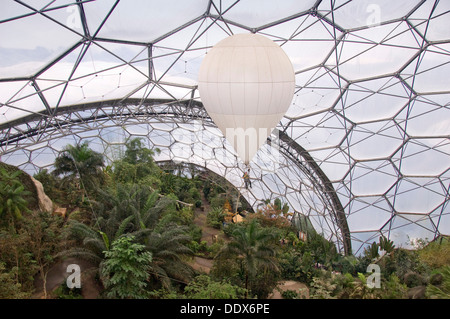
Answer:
[63,182,194,291]
[0,167,31,228]
[216,219,280,298]
[8,138,450,300]
[426,266,450,299]
[309,271,337,299]
[379,236,395,253]
[382,274,408,299]
[380,248,426,281]
[111,138,161,187]
[25,210,65,298]
[53,142,105,192]
[145,223,194,289]
[188,240,208,255]
[206,206,225,229]
[207,240,225,258]
[0,209,64,298]
[188,224,202,243]
[178,206,195,225]
[305,231,338,265]
[251,270,281,299]
[184,275,246,299]
[123,138,158,166]
[332,255,359,275]
[364,242,380,260]
[33,169,57,197]
[53,281,83,299]
[279,249,317,285]
[0,262,30,299]
[272,197,289,215]
[101,236,152,299]
[281,289,302,299]
[403,271,425,288]
[418,237,450,269]
[0,229,37,294]
[209,193,227,209]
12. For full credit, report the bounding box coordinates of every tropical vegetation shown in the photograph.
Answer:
[0,138,449,299]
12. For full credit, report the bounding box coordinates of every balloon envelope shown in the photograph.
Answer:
[198,33,295,165]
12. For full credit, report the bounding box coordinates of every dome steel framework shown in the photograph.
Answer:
[0,0,449,255]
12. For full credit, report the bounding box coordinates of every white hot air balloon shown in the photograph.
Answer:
[198,33,295,165]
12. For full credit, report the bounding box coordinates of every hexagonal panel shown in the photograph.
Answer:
[389,177,446,214]
[348,120,405,160]
[320,0,422,30]
[0,5,82,79]
[350,160,398,196]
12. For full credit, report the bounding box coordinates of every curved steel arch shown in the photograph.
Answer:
[0,98,351,254]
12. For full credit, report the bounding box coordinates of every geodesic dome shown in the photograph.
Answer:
[0,0,449,255]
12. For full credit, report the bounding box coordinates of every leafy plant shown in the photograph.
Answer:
[347,272,379,299]
[252,199,291,229]
[382,274,408,299]
[53,142,105,193]
[0,262,30,299]
[145,223,194,289]
[418,237,450,269]
[364,242,380,260]
[309,271,337,299]
[25,210,65,298]
[62,183,193,290]
[0,167,31,229]
[281,289,301,299]
[216,219,279,298]
[207,206,225,229]
[426,266,450,299]
[53,280,83,299]
[101,236,152,299]
[379,236,395,254]
[184,274,246,299]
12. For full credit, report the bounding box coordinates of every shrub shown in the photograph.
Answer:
[418,237,450,269]
[184,275,246,299]
[281,289,300,299]
[381,274,408,299]
[100,236,152,299]
[206,207,225,229]
[188,224,202,243]
[309,271,337,299]
[403,271,425,288]
[53,280,83,299]
[0,263,31,299]
[426,266,450,299]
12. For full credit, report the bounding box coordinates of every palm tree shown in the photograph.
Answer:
[61,183,194,290]
[0,167,31,230]
[53,142,104,192]
[62,184,157,266]
[217,219,279,298]
[145,223,194,289]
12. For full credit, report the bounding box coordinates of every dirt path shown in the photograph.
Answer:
[189,194,230,273]
[190,256,214,274]
[193,194,225,245]
[269,280,309,299]
[32,257,101,299]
